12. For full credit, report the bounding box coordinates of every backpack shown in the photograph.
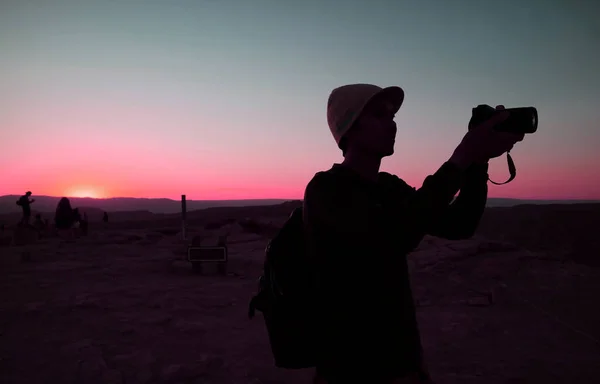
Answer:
[16,199,22,206]
[248,206,317,369]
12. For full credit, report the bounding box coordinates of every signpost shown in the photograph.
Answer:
[181,194,187,240]
[181,194,228,275]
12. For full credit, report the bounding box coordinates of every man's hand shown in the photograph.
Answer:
[451,105,525,168]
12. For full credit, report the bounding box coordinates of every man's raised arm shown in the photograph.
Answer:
[426,162,489,240]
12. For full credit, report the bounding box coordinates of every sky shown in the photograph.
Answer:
[1,0,599,200]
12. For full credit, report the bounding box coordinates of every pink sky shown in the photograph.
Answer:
[1,90,598,200]
[2,95,599,201]
[3,129,599,200]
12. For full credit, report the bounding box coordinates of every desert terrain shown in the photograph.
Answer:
[1,202,599,383]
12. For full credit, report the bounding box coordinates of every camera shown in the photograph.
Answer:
[469,105,538,134]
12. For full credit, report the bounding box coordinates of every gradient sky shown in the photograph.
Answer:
[1,0,599,200]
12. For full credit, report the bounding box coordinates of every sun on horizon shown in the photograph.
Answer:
[64,187,104,199]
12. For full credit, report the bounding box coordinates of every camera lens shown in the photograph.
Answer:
[530,108,538,133]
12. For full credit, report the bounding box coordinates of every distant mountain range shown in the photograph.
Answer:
[481,198,600,207]
[0,195,598,215]
[0,195,289,215]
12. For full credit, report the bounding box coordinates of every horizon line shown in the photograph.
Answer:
[0,194,293,201]
[1,194,599,202]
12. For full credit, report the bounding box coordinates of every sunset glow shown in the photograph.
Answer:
[1,1,599,200]
[64,188,105,199]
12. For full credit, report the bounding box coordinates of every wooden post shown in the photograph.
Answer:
[181,194,187,240]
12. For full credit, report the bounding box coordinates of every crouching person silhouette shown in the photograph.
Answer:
[304,84,524,384]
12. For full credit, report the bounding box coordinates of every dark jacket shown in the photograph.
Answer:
[303,161,488,381]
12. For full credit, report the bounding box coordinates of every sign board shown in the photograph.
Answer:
[187,246,228,262]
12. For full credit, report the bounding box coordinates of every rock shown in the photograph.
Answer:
[145,232,163,242]
[142,314,173,326]
[20,251,32,262]
[113,350,157,383]
[155,228,180,236]
[466,295,493,307]
[74,294,100,309]
[24,302,44,312]
[101,369,123,384]
[61,339,94,353]
[78,358,109,382]
[173,319,206,333]
[159,364,188,381]
[136,368,154,383]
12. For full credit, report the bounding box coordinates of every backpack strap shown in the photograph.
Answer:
[488,152,516,185]
[248,287,276,319]
[248,296,258,319]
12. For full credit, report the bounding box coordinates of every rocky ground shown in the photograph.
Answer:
[1,208,599,383]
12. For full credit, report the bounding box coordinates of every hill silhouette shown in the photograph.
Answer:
[2,195,598,217]
[0,195,289,215]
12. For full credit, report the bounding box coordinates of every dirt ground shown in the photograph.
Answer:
[1,227,599,383]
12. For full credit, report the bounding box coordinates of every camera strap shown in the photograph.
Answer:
[488,152,516,185]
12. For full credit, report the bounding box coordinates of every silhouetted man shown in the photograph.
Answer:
[304,84,524,383]
[102,211,109,224]
[17,191,35,226]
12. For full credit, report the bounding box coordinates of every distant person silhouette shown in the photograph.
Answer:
[54,197,78,230]
[16,191,35,226]
[304,84,525,383]
[102,211,109,224]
